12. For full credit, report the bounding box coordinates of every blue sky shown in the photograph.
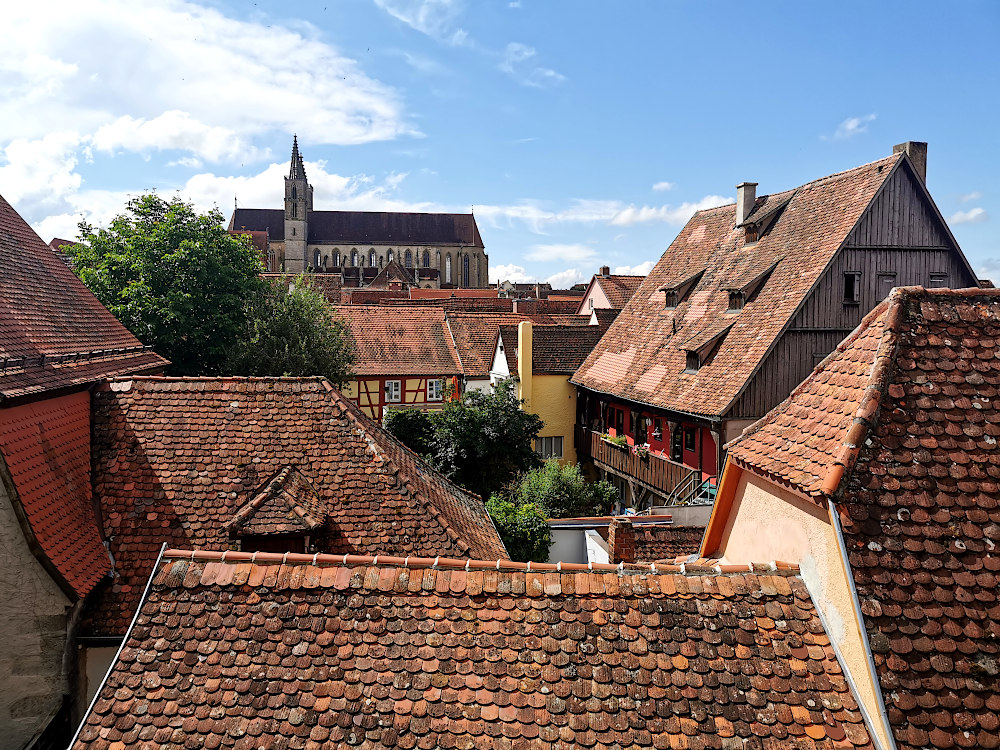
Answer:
[1,1,997,285]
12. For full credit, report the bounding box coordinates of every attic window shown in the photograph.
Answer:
[682,324,732,374]
[744,226,759,244]
[728,291,745,312]
[685,351,701,373]
[843,271,862,304]
[723,261,778,313]
[929,271,949,288]
[660,269,705,310]
[664,290,679,309]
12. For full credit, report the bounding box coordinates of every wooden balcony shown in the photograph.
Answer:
[575,426,699,501]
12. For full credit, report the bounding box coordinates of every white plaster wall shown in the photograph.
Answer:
[548,527,587,565]
[0,485,72,749]
[717,470,891,750]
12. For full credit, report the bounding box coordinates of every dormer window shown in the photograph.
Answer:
[685,351,701,372]
[744,226,759,244]
[724,260,779,314]
[728,291,745,312]
[682,324,733,374]
[660,269,705,311]
[664,290,679,309]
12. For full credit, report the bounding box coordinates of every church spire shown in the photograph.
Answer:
[289,135,307,181]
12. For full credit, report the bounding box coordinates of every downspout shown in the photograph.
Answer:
[67,543,168,748]
[828,501,899,750]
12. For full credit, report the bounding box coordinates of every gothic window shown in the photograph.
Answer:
[475,255,480,286]
[323,254,329,267]
[351,250,358,267]
[436,251,441,268]
[379,255,384,268]
[404,250,413,268]
[369,249,376,267]
[423,250,430,268]
[463,254,470,287]
[291,186,297,200]
[446,255,452,283]
[291,203,297,218]
[334,251,341,267]
[313,250,321,268]
[388,250,394,263]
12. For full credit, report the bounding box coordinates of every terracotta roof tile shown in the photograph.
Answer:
[530,324,607,374]
[729,286,1000,750]
[635,524,706,561]
[0,393,110,598]
[0,193,169,399]
[334,305,463,376]
[573,154,903,417]
[83,376,505,636]
[72,549,872,750]
[596,274,645,308]
[228,466,326,535]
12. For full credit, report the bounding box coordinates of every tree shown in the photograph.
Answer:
[515,460,619,518]
[68,194,265,375]
[226,276,355,383]
[383,407,434,458]
[485,494,550,563]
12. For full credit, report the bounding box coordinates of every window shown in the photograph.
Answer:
[685,351,700,372]
[427,379,443,401]
[843,271,862,304]
[369,249,377,267]
[423,250,430,268]
[384,380,401,403]
[446,255,453,283]
[388,250,394,263]
[664,290,679,309]
[351,250,359,267]
[291,203,297,218]
[405,250,413,268]
[589,298,594,310]
[535,436,564,459]
[727,291,745,312]
[683,427,696,452]
[463,254,471,287]
[334,251,341,267]
[929,271,949,288]
[313,250,321,268]
[291,186,297,200]
[652,418,663,442]
[744,226,759,244]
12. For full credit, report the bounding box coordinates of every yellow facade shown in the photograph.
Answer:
[516,322,577,466]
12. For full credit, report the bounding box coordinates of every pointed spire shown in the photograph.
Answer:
[289,134,307,181]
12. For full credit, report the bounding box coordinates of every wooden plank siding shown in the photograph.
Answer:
[725,159,978,423]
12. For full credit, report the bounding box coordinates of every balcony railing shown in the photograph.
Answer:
[576,426,701,503]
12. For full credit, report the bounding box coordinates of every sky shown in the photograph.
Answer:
[1,1,998,287]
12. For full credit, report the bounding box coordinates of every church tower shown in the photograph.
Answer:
[283,135,312,272]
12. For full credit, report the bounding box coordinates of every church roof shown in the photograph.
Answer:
[229,208,484,247]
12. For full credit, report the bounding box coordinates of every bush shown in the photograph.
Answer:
[516,460,619,518]
[383,408,434,457]
[486,494,550,563]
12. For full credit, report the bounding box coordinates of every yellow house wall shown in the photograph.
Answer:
[526,373,577,466]
[716,470,891,750]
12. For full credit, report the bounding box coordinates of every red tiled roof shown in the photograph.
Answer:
[445,312,537,379]
[383,296,517,312]
[345,288,410,304]
[597,274,645,308]
[411,288,499,299]
[72,549,873,750]
[368,258,415,288]
[531,324,607,374]
[0,392,110,598]
[729,286,1000,750]
[334,305,463,377]
[636,524,706,561]
[0,193,169,399]
[228,466,326,535]
[572,154,904,418]
[83,376,505,636]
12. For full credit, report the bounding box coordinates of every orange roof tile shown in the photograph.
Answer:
[573,154,904,418]
[729,286,1000,750]
[0,193,168,399]
[0,393,110,598]
[83,376,505,636]
[334,305,463,377]
[72,549,873,750]
[596,274,645,308]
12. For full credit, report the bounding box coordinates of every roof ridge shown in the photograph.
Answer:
[102,375,330,384]
[160,548,799,576]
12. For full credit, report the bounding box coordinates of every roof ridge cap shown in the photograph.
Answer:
[160,548,799,576]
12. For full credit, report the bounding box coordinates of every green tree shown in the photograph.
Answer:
[485,494,550,562]
[226,275,355,383]
[68,194,265,375]
[515,460,619,518]
[383,407,434,458]
[426,379,543,500]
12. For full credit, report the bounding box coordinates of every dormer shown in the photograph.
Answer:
[681,324,732,373]
[723,260,780,312]
[227,466,327,553]
[659,268,705,310]
[737,191,793,245]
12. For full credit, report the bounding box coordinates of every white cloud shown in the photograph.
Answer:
[609,195,729,227]
[499,42,565,88]
[545,268,586,288]
[0,0,411,148]
[373,0,470,46]
[525,243,596,263]
[950,207,988,225]
[827,113,877,141]
[92,111,265,163]
[960,191,982,203]
[613,260,656,275]
[490,263,534,283]
[0,132,85,216]
[652,181,674,192]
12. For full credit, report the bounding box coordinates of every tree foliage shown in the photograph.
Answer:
[383,407,434,458]
[226,276,355,383]
[69,194,265,375]
[485,494,550,563]
[515,460,619,519]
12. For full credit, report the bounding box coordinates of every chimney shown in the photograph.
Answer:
[607,518,635,564]
[735,182,758,226]
[893,141,927,183]
[599,265,610,277]
[517,320,533,408]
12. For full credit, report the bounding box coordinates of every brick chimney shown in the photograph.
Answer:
[608,518,635,563]
[735,182,757,226]
[893,141,927,183]
[599,265,610,277]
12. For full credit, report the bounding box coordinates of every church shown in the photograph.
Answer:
[228,137,489,289]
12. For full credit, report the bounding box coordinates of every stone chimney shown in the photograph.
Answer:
[735,182,758,226]
[893,141,927,183]
[607,518,635,564]
[599,265,610,277]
